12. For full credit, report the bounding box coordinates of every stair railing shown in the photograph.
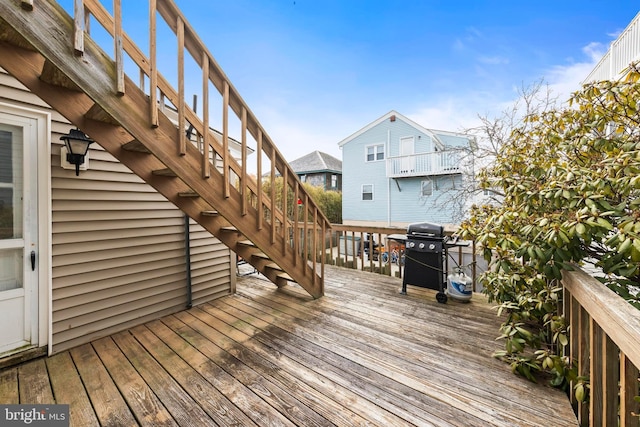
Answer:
[71,0,330,289]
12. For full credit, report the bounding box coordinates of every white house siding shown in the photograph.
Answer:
[1,69,233,354]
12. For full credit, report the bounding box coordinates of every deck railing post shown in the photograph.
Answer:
[73,0,84,55]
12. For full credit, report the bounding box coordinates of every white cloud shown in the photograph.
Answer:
[407,98,484,134]
[544,42,606,103]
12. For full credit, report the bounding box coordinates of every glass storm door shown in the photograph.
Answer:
[0,114,38,355]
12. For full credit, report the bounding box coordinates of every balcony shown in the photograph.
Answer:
[584,11,640,82]
[386,150,463,178]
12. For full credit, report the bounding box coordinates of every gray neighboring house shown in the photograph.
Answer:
[289,151,342,191]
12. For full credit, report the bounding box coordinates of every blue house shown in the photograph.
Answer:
[338,111,476,227]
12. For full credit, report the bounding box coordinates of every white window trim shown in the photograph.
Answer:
[362,184,374,201]
[365,143,385,162]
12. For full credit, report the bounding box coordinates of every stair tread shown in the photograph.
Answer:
[152,168,177,177]
[121,140,150,153]
[276,272,294,281]
[252,252,269,259]
[201,210,219,216]
[237,240,255,247]
[178,191,199,197]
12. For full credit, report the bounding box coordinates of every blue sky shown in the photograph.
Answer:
[59,1,639,162]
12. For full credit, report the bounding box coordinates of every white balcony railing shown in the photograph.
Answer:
[386,150,462,178]
[584,11,640,83]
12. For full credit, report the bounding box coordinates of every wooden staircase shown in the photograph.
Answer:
[0,0,329,298]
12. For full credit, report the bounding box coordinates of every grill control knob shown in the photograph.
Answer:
[408,242,415,248]
[419,243,425,249]
[428,243,436,250]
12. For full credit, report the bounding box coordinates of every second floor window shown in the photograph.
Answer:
[331,174,337,188]
[366,144,384,162]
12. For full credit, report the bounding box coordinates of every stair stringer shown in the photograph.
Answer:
[0,4,323,298]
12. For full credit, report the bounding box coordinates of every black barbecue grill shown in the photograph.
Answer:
[386,222,469,303]
[402,222,448,302]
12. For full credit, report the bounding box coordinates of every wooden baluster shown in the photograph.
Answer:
[282,167,288,254]
[201,52,210,178]
[360,232,365,271]
[303,194,309,275]
[376,232,381,271]
[113,0,124,95]
[73,0,84,55]
[567,292,578,412]
[294,184,299,265]
[620,352,639,427]
[601,335,618,427]
[241,107,247,215]
[351,231,356,269]
[256,130,263,230]
[590,319,603,426]
[368,232,373,270]
[321,221,326,289]
[177,16,185,155]
[312,208,317,282]
[149,0,158,127]
[577,306,590,425]
[336,228,341,266]
[222,81,230,197]
[270,148,276,244]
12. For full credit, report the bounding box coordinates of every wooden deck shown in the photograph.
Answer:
[0,266,577,426]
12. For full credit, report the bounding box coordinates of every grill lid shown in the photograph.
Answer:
[406,222,444,238]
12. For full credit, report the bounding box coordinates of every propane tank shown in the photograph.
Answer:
[447,268,472,302]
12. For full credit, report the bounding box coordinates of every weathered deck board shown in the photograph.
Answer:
[70,343,138,426]
[0,266,577,426]
[17,358,53,404]
[45,352,100,427]
[0,368,18,404]
[110,330,215,426]
[91,336,176,427]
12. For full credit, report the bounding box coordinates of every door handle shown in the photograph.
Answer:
[30,251,36,271]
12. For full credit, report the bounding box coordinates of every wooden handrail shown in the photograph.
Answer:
[562,267,640,426]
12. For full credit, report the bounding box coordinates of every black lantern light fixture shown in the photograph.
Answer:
[60,129,94,176]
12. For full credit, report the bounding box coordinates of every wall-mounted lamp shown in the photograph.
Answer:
[60,129,94,176]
